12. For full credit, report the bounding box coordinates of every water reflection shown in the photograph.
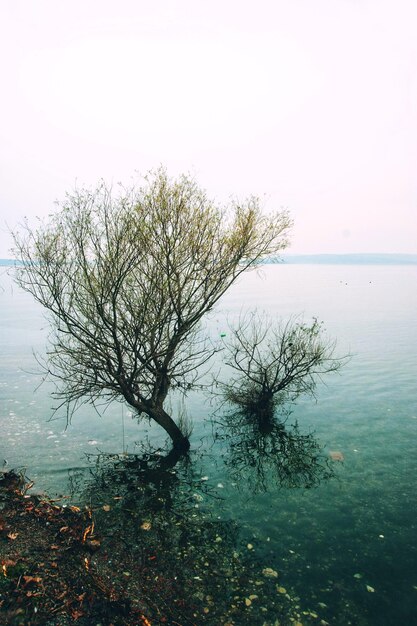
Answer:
[67,446,306,625]
[213,405,335,492]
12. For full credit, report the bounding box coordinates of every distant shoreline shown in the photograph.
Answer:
[274,253,417,265]
[2,253,417,267]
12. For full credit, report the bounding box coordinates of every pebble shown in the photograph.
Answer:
[262,567,278,578]
[329,450,344,461]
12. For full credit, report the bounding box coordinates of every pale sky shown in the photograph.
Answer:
[1,0,416,257]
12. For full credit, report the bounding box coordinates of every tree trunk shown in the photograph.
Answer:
[148,405,190,451]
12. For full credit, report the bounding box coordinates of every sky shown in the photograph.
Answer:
[1,0,416,257]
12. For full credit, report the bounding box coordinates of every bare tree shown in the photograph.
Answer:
[219,312,347,421]
[12,168,292,450]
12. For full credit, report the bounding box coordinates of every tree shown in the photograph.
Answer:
[219,313,347,421]
[12,168,292,450]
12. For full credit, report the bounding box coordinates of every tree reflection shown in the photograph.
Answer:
[213,405,334,492]
[67,446,301,625]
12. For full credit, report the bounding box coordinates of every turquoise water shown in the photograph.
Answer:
[1,263,417,624]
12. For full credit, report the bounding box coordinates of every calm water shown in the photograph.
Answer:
[1,263,417,625]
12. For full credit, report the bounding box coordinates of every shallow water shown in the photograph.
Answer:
[1,263,416,625]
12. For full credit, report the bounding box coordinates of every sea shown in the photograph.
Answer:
[1,257,416,625]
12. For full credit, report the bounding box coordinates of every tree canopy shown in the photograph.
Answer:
[12,168,292,449]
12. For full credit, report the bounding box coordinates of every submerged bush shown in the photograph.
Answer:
[220,312,347,420]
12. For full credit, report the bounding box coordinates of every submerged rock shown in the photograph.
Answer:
[329,450,344,461]
[262,567,279,578]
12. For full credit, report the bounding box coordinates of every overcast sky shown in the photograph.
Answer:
[1,0,416,257]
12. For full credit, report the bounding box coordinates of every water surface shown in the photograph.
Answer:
[1,263,416,625]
